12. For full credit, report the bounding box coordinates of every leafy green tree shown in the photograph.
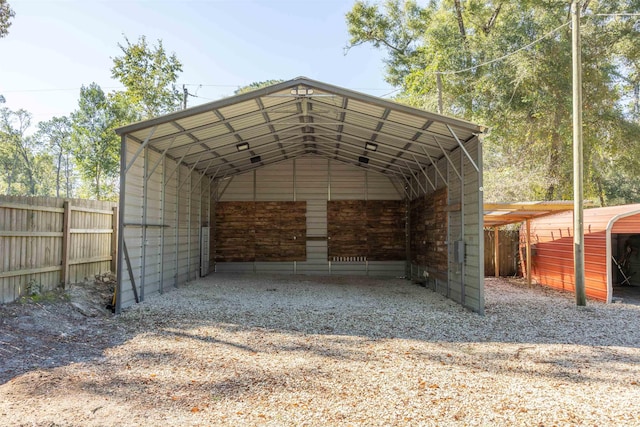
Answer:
[0,107,40,195]
[111,35,183,120]
[234,79,285,95]
[71,83,123,201]
[0,0,15,38]
[36,116,76,198]
[346,0,640,205]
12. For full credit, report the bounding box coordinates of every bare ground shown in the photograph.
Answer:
[1,275,640,426]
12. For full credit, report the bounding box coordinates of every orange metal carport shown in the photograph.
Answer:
[484,201,575,283]
[525,204,640,302]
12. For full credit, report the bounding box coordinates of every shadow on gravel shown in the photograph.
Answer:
[3,274,640,386]
[0,279,129,385]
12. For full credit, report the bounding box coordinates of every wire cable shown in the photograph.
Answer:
[436,21,571,76]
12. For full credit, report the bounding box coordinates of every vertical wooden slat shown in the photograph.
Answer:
[0,196,118,303]
[494,227,500,278]
[111,207,118,274]
[526,219,532,286]
[61,201,72,287]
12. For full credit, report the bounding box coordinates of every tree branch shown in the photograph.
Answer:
[484,3,504,35]
[453,0,467,40]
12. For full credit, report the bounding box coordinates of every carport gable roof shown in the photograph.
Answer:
[115,77,486,183]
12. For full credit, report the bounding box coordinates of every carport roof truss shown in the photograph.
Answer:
[116,77,486,187]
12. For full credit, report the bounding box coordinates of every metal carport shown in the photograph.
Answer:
[114,77,487,314]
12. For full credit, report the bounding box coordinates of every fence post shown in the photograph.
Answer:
[111,206,118,273]
[61,201,71,287]
[494,227,500,278]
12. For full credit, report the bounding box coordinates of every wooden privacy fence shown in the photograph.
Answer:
[0,196,118,303]
[484,229,520,277]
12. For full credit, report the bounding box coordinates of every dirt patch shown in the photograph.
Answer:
[0,274,128,384]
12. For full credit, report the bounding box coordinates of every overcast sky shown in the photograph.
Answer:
[0,0,393,126]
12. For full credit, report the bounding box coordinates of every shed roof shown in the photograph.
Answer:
[526,203,640,233]
[483,201,577,228]
[115,77,486,182]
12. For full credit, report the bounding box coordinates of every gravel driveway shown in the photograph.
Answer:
[1,274,639,426]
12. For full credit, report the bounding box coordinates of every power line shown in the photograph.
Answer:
[436,21,571,76]
[0,86,125,93]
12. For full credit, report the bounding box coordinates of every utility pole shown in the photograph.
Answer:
[572,0,586,306]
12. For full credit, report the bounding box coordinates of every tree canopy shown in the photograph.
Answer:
[346,0,640,205]
[111,35,183,120]
[70,83,124,200]
[0,0,14,38]
[234,79,285,95]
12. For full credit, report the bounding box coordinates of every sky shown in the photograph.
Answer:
[0,0,394,127]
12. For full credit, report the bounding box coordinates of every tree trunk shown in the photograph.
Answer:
[56,151,62,198]
[65,154,71,197]
[453,0,466,40]
[545,111,564,200]
[95,167,101,200]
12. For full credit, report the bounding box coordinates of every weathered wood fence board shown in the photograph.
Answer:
[484,229,520,277]
[0,196,118,303]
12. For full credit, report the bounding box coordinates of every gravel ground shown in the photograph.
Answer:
[1,274,640,426]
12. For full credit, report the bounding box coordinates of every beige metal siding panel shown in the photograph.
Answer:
[292,157,331,274]
[330,161,365,200]
[162,159,178,291]
[331,262,367,275]
[297,241,329,274]
[120,142,145,308]
[219,172,254,201]
[141,150,164,297]
[175,164,191,285]
[256,162,294,201]
[295,158,329,260]
[216,262,254,273]
[295,157,328,200]
[191,173,202,281]
[366,173,403,200]
[253,262,295,274]
[305,200,327,238]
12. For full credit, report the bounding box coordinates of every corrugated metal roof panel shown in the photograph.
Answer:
[175,111,219,130]
[117,77,486,181]
[345,98,386,118]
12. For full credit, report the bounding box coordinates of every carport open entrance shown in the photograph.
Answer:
[115,77,486,314]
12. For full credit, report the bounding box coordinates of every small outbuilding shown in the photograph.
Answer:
[114,77,487,314]
[524,204,640,302]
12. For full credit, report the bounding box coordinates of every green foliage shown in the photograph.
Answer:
[111,35,183,120]
[0,0,15,38]
[234,79,285,95]
[346,0,640,205]
[71,83,123,201]
[0,107,51,195]
[36,116,76,198]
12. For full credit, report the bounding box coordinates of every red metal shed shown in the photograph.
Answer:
[524,204,640,302]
